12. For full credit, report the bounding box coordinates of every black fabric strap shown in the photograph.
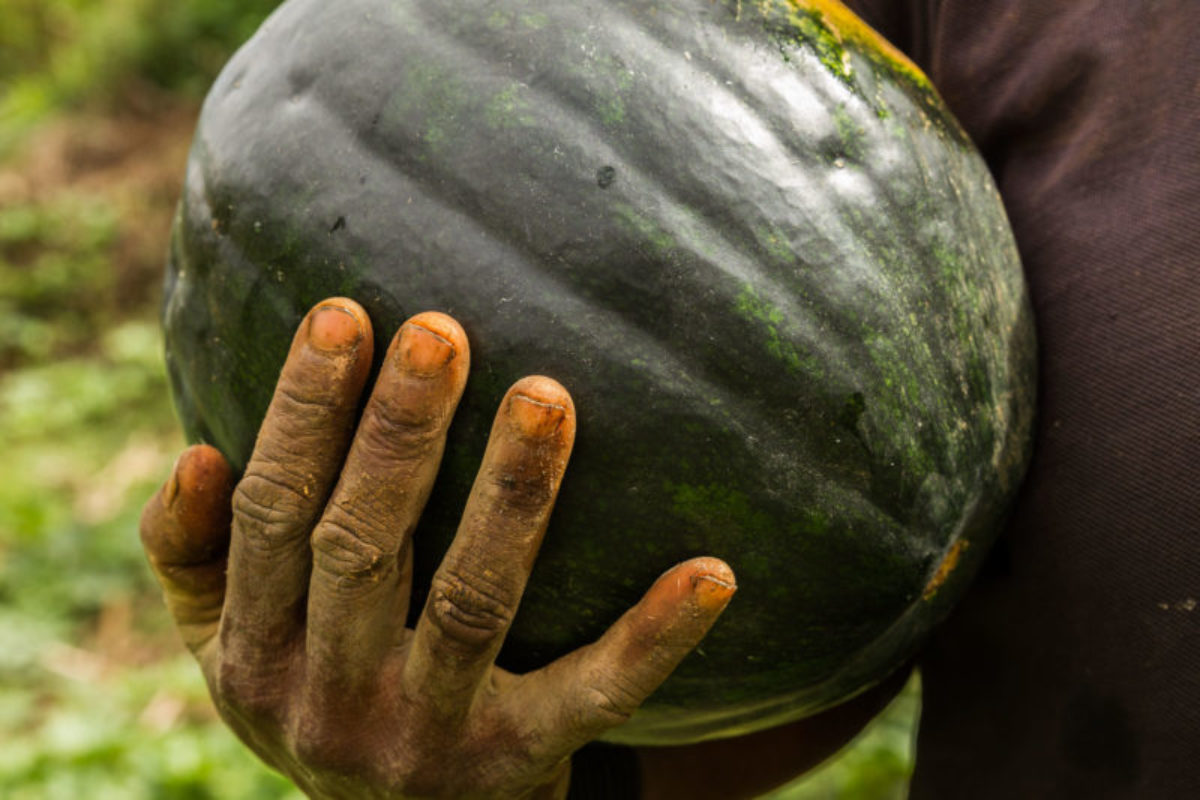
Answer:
[567,742,641,800]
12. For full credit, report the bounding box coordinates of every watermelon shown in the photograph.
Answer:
[163,0,1036,744]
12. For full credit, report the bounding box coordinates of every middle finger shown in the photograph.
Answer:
[304,312,469,698]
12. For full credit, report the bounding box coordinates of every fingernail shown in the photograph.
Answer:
[691,571,737,613]
[510,394,566,437]
[309,304,362,351]
[163,456,182,509]
[398,322,455,376]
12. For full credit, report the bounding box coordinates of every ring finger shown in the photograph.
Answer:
[403,376,575,726]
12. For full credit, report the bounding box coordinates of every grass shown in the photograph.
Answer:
[0,1,918,796]
[0,3,302,794]
[0,317,302,799]
[0,0,280,156]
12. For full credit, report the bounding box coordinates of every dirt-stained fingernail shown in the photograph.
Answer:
[398,322,455,376]
[691,568,737,613]
[163,455,182,509]
[309,304,363,351]
[510,393,566,437]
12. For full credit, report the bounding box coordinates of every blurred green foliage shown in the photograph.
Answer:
[0,657,302,800]
[0,0,280,154]
[0,0,300,795]
[0,331,303,799]
[0,193,120,366]
[768,677,918,800]
[0,0,919,795]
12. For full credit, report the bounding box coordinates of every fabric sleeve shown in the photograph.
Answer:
[841,1,1200,797]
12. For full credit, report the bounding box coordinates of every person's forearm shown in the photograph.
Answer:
[637,667,911,800]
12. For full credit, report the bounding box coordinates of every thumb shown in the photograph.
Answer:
[139,444,234,657]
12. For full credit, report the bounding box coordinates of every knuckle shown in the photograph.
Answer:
[363,393,446,450]
[253,379,357,469]
[426,571,516,652]
[654,631,707,660]
[275,380,343,421]
[311,518,393,583]
[351,401,442,475]
[580,674,644,726]
[231,472,311,549]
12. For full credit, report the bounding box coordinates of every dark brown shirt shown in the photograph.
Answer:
[843,2,1200,797]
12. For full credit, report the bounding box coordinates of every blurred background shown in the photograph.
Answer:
[0,1,917,796]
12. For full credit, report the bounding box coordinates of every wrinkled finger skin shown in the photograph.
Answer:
[139,298,736,799]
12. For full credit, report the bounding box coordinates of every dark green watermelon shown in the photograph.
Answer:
[164,0,1036,744]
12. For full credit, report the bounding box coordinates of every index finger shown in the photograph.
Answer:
[221,299,374,669]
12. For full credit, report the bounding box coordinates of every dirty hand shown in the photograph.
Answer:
[139,297,735,799]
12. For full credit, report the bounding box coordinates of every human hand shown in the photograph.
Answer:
[139,298,736,799]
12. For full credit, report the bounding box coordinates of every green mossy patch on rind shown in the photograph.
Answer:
[735,285,824,378]
[736,0,965,145]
